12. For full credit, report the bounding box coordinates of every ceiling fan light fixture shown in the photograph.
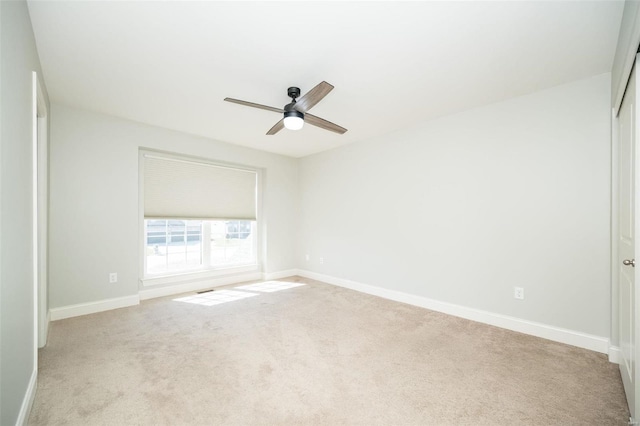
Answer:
[283,110,304,131]
[224,81,347,135]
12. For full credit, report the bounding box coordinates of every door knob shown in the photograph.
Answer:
[623,259,635,267]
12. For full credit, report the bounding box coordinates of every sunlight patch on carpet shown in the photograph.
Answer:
[174,289,259,306]
[235,281,306,293]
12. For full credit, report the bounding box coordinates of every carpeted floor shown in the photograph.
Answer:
[29,276,629,425]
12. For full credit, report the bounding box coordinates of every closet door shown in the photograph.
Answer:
[617,55,640,423]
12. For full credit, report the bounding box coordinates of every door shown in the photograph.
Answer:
[618,57,640,422]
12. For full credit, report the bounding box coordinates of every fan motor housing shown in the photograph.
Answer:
[284,102,300,113]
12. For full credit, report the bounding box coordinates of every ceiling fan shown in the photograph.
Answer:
[224,81,347,135]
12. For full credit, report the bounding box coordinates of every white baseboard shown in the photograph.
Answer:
[50,272,272,319]
[139,272,263,300]
[296,269,611,355]
[608,345,621,364]
[263,269,298,280]
[50,295,140,321]
[16,367,37,426]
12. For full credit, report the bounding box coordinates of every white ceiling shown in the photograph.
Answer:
[27,1,624,158]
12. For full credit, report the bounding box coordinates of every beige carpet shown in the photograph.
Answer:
[29,276,629,425]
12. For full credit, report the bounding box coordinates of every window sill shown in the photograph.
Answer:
[141,264,260,287]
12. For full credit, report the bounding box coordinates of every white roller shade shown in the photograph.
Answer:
[144,155,257,220]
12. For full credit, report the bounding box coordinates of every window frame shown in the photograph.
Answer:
[138,150,262,288]
[143,219,258,279]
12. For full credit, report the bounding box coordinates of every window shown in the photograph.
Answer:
[141,151,259,279]
[145,219,256,276]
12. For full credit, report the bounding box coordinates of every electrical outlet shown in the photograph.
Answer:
[109,272,118,284]
[319,257,324,264]
[305,254,310,261]
[514,287,524,300]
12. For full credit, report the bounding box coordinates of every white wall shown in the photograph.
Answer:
[0,1,49,424]
[298,74,612,339]
[49,104,297,309]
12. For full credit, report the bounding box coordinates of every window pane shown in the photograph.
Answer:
[210,220,255,268]
[146,219,203,275]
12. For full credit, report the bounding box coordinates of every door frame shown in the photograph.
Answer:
[612,105,621,363]
[32,71,49,349]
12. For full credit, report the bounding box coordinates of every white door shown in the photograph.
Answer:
[618,58,640,423]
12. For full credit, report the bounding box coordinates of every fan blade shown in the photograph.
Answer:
[224,98,283,114]
[294,81,334,113]
[266,118,285,135]
[305,114,347,134]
